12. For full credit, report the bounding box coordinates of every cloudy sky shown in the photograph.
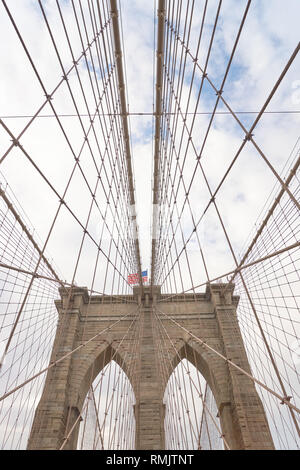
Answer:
[0,0,299,292]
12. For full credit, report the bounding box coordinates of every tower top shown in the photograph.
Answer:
[133,285,161,305]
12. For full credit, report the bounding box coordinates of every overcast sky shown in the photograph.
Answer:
[0,0,299,291]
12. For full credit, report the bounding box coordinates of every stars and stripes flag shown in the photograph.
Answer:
[127,270,148,285]
[127,273,139,285]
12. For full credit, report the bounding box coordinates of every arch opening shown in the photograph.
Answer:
[163,358,224,450]
[77,360,136,450]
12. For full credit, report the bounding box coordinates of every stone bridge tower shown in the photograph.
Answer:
[27,283,274,450]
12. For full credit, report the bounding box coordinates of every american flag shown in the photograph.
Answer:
[127,270,148,285]
[127,273,139,285]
